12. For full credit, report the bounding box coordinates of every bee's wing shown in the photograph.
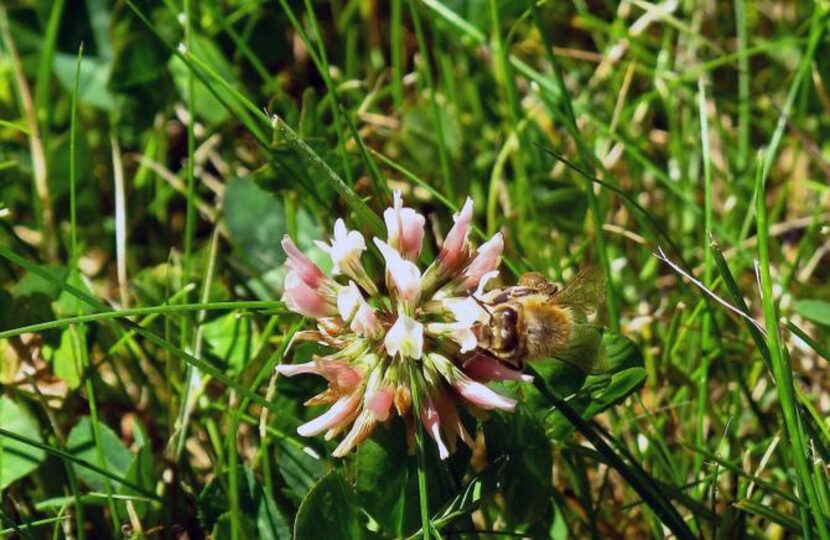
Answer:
[551,322,606,374]
[551,265,605,320]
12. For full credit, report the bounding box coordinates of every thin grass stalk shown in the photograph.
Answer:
[67,43,87,540]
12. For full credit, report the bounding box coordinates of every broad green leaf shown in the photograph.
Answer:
[223,178,287,273]
[294,471,362,540]
[0,397,46,488]
[794,299,830,327]
[354,417,460,536]
[66,417,132,492]
[581,367,646,419]
[13,265,67,299]
[544,332,646,440]
[602,331,645,372]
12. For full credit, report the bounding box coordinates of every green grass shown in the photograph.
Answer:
[0,1,829,538]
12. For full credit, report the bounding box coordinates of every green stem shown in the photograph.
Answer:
[408,364,432,540]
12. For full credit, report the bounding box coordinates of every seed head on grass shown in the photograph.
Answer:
[277,193,529,458]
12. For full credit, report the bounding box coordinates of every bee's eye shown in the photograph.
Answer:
[498,308,517,329]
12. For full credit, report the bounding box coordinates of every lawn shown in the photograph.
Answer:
[0,0,829,538]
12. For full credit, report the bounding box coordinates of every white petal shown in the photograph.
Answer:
[384,313,424,359]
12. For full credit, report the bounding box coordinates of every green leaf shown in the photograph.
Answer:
[272,438,327,499]
[51,328,83,389]
[483,404,552,525]
[544,332,646,439]
[197,467,290,539]
[602,331,645,372]
[794,299,830,327]
[0,397,46,489]
[66,417,132,492]
[294,471,362,540]
[202,311,255,373]
[12,266,67,299]
[223,178,287,273]
[581,367,646,419]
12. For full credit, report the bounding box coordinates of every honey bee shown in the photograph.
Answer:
[473,267,605,372]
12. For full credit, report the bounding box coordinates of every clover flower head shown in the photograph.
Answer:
[277,195,526,459]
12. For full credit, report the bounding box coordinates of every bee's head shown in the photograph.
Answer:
[473,304,522,363]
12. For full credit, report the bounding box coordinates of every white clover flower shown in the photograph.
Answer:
[276,195,524,459]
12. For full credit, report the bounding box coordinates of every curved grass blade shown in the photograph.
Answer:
[528,365,694,540]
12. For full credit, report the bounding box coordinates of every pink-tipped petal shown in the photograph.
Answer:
[351,302,383,339]
[460,233,504,291]
[439,197,474,272]
[421,400,449,460]
[297,392,362,437]
[281,236,325,288]
[282,271,337,318]
[277,359,362,391]
[383,190,426,261]
[365,387,394,421]
[453,378,516,411]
